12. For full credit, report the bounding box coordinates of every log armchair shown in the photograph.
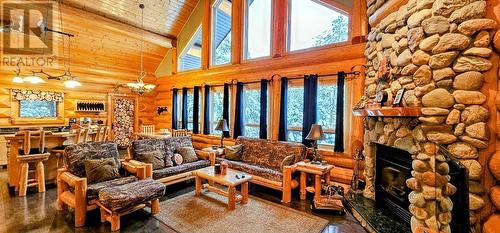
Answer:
[56,142,151,227]
[213,137,305,203]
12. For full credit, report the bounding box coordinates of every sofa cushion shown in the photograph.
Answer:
[163,136,194,159]
[64,142,121,178]
[176,147,198,163]
[216,158,283,182]
[152,160,210,180]
[131,139,172,168]
[84,158,121,184]
[87,176,138,201]
[138,150,166,170]
[224,144,243,161]
[99,178,166,212]
[236,137,305,170]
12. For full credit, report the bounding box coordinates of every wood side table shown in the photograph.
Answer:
[202,147,224,156]
[296,161,334,201]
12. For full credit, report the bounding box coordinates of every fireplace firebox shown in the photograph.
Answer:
[374,143,470,233]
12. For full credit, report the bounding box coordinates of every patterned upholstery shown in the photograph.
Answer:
[99,178,166,212]
[131,139,170,168]
[153,160,210,180]
[163,136,194,159]
[86,176,138,201]
[64,142,121,178]
[216,158,283,182]
[235,137,306,170]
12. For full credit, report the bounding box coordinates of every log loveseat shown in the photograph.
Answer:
[57,142,150,227]
[129,136,212,185]
[214,137,306,203]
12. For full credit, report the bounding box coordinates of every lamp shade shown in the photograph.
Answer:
[215,119,229,132]
[305,124,325,141]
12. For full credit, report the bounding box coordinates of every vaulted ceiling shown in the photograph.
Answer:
[60,0,200,38]
[0,0,198,92]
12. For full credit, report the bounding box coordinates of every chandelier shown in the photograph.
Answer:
[10,1,82,89]
[126,4,156,95]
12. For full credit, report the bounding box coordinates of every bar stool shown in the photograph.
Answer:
[141,125,155,136]
[16,128,51,197]
[94,125,110,142]
[172,129,188,137]
[51,124,90,168]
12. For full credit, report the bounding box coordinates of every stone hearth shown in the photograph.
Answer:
[359,0,496,232]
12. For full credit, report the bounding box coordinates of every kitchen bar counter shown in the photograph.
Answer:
[5,132,92,187]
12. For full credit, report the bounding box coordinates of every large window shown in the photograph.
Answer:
[210,87,225,134]
[317,80,337,145]
[286,79,337,145]
[244,0,272,59]
[19,100,57,118]
[242,84,262,138]
[211,0,232,66]
[288,0,349,51]
[179,27,202,72]
[287,80,304,142]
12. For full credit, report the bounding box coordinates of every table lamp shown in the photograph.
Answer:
[215,119,229,148]
[305,124,325,163]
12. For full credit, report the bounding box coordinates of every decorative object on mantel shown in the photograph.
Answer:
[11,89,64,102]
[157,106,168,115]
[305,124,325,163]
[392,88,405,107]
[10,1,81,89]
[126,4,156,95]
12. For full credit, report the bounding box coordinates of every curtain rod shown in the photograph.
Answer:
[170,65,365,91]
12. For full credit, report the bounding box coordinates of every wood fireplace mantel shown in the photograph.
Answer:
[352,107,422,117]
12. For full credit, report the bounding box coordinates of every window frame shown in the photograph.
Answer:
[10,100,64,125]
[178,25,203,73]
[209,86,227,135]
[285,0,352,55]
[286,79,305,142]
[242,0,273,62]
[210,0,233,67]
[241,82,270,138]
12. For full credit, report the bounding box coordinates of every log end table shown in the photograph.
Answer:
[296,161,334,202]
[193,166,252,210]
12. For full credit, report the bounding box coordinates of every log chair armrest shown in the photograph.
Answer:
[195,149,210,160]
[58,168,87,189]
[121,160,152,180]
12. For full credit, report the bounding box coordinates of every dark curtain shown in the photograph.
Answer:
[203,85,211,135]
[222,83,230,138]
[181,88,188,129]
[259,79,268,139]
[335,72,345,152]
[302,74,318,147]
[172,88,178,130]
[278,77,288,141]
[233,82,244,139]
[193,86,200,134]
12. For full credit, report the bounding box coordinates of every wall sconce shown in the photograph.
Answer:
[157,106,168,115]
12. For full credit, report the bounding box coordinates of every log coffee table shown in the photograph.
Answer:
[193,166,252,210]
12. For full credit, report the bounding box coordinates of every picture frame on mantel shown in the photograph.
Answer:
[392,88,405,107]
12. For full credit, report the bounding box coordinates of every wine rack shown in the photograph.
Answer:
[76,100,106,112]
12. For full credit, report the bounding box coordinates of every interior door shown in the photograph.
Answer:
[110,95,138,147]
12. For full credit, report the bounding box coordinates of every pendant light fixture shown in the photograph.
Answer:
[126,4,156,95]
[10,1,81,88]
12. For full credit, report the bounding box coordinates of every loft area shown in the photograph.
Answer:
[0,0,499,233]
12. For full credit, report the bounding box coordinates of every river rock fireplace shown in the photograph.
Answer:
[373,143,470,233]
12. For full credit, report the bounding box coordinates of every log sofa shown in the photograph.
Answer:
[128,136,213,185]
[214,137,306,204]
[56,142,151,227]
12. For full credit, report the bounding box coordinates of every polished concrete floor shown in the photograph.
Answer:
[0,169,366,233]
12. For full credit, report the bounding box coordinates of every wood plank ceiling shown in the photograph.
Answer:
[0,0,198,93]
[60,0,199,39]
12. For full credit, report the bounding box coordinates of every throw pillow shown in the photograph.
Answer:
[280,154,296,171]
[173,153,183,165]
[138,150,165,170]
[224,144,243,161]
[84,158,120,184]
[176,147,198,163]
